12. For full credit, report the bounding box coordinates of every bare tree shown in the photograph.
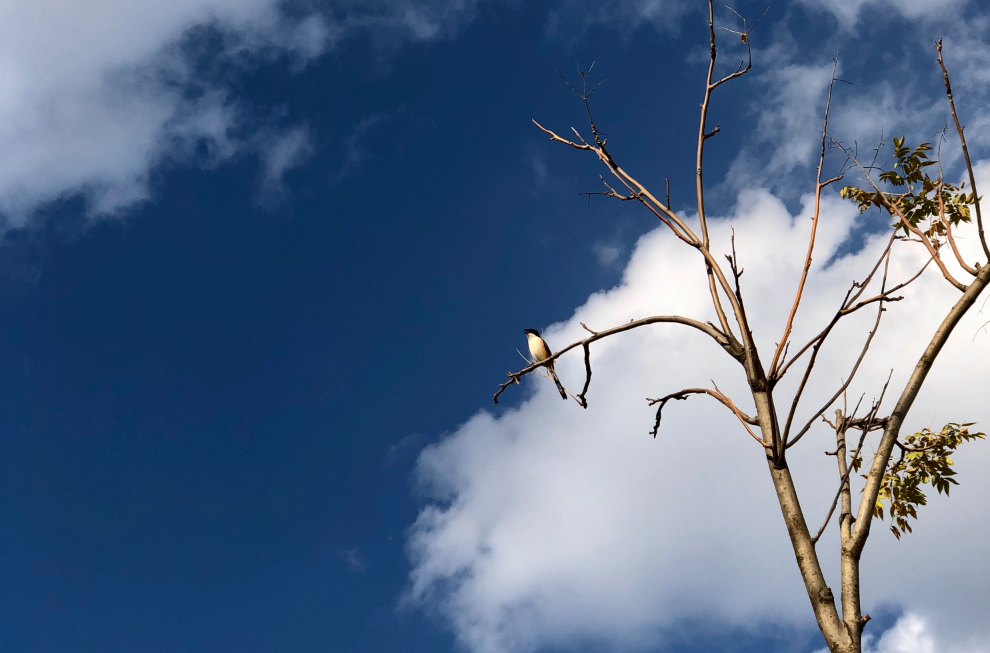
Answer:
[492,6,988,653]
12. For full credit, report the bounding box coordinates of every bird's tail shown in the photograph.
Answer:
[549,365,568,400]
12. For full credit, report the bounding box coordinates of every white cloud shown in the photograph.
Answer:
[726,43,990,203]
[256,125,314,202]
[592,240,622,266]
[2,0,852,227]
[340,546,368,573]
[331,112,396,185]
[865,614,935,653]
[797,0,968,27]
[407,170,990,652]
[947,16,990,92]
[814,613,941,653]
[746,64,941,182]
[0,0,330,225]
[0,0,492,227]
[755,61,834,176]
[815,613,936,653]
[545,0,687,39]
[5,0,983,228]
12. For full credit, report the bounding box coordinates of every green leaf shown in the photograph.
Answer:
[872,420,985,538]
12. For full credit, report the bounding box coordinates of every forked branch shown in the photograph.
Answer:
[696,0,758,344]
[531,2,768,374]
[811,382,891,545]
[532,112,752,357]
[647,383,765,444]
[532,120,696,245]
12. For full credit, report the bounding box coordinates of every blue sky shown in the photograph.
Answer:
[1,1,989,652]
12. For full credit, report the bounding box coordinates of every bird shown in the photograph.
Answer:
[524,328,568,400]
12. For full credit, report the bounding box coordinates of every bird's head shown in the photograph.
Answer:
[523,328,540,337]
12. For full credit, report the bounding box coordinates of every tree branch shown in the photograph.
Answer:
[841,257,931,315]
[647,384,765,444]
[775,234,899,381]
[935,176,980,276]
[493,315,734,404]
[533,107,755,359]
[576,342,593,407]
[811,398,888,545]
[785,249,893,449]
[769,58,840,380]
[835,139,967,291]
[532,120,695,246]
[936,39,990,262]
[892,201,966,291]
[850,262,990,554]
[696,0,753,346]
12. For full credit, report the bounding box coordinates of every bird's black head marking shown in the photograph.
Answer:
[523,328,541,336]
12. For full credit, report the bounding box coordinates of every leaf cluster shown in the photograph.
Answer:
[870,422,985,539]
[840,137,979,243]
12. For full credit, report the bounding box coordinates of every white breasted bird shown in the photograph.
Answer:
[524,328,568,400]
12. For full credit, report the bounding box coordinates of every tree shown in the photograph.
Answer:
[491,4,988,652]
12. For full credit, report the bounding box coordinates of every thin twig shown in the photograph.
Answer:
[936,39,989,262]
[933,130,979,277]
[811,389,889,545]
[576,343,593,408]
[832,138,967,291]
[696,0,754,345]
[775,234,899,381]
[786,249,893,449]
[647,384,764,443]
[533,86,756,359]
[769,57,840,380]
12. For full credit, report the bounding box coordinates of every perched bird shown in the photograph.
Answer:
[524,328,568,400]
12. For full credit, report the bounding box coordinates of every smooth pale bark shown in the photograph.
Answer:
[754,388,852,651]
[852,263,990,554]
[760,263,990,653]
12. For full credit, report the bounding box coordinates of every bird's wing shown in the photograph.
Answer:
[537,337,553,361]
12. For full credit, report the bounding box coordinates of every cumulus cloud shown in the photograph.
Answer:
[864,614,935,653]
[726,55,927,199]
[814,613,939,653]
[406,166,990,652]
[6,0,984,228]
[742,58,939,181]
[402,5,990,651]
